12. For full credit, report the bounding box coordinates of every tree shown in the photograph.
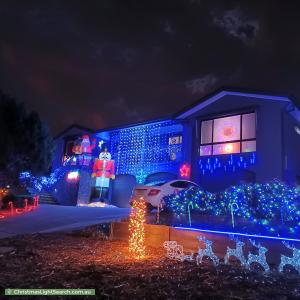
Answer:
[0,91,54,186]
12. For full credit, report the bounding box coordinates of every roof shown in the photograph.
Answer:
[54,123,94,139]
[56,87,300,137]
[174,87,296,119]
[94,114,181,133]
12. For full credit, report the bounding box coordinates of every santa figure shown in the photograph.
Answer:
[73,135,96,166]
[91,145,115,201]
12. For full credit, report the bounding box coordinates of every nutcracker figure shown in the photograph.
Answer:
[91,145,115,202]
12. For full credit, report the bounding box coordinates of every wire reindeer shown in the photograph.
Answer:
[278,241,300,273]
[224,236,247,267]
[246,239,270,272]
[196,236,219,266]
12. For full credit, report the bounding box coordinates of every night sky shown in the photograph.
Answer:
[0,0,299,135]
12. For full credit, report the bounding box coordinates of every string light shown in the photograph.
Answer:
[246,239,270,272]
[199,152,256,174]
[0,196,39,219]
[163,241,194,261]
[278,241,300,274]
[196,236,219,266]
[165,180,300,237]
[110,120,183,184]
[128,197,146,259]
[179,163,191,178]
[19,168,67,192]
[224,236,247,266]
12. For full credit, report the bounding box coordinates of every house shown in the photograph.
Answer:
[49,88,300,206]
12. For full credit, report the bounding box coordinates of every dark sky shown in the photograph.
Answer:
[0,0,300,134]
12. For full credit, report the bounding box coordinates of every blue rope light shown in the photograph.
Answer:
[174,226,300,243]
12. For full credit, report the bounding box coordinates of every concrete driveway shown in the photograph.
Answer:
[0,204,130,239]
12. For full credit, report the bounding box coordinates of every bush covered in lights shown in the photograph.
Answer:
[164,180,300,235]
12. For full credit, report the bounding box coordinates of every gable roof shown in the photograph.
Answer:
[175,87,293,119]
[54,123,94,139]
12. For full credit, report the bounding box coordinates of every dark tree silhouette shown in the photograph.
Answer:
[0,91,54,186]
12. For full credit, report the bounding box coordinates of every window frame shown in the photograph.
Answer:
[199,111,256,156]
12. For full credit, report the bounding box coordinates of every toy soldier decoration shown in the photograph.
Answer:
[91,145,115,202]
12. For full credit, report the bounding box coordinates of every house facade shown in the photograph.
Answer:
[49,88,300,206]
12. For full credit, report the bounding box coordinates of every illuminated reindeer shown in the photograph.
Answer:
[246,239,270,272]
[278,241,300,273]
[224,236,247,267]
[196,236,219,266]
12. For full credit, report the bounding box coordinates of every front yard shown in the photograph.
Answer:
[0,227,299,299]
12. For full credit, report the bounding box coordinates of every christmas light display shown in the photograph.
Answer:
[179,163,191,178]
[63,134,96,167]
[20,168,67,192]
[128,197,146,259]
[174,227,300,242]
[224,236,247,266]
[110,121,183,183]
[165,180,300,237]
[199,152,256,174]
[163,235,300,275]
[229,202,239,228]
[278,241,300,273]
[246,239,270,272]
[67,170,80,181]
[163,241,194,262]
[0,196,39,219]
[196,236,219,266]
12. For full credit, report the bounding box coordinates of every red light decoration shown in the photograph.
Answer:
[148,189,160,196]
[0,196,39,219]
[128,197,146,259]
[180,163,191,178]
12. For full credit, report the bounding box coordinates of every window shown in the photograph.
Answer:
[63,136,82,163]
[170,181,194,189]
[200,112,256,156]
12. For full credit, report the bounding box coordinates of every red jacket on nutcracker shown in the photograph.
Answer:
[92,159,115,179]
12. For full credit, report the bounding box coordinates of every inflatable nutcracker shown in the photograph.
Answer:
[72,135,96,166]
[91,146,115,202]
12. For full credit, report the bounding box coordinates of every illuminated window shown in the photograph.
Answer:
[200,112,256,156]
[63,136,81,163]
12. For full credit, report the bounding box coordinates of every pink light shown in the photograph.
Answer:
[67,171,79,181]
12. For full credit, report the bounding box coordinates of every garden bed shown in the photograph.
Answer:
[0,226,300,299]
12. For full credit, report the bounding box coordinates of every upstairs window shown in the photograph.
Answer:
[200,112,256,156]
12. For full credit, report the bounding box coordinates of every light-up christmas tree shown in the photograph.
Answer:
[128,197,146,259]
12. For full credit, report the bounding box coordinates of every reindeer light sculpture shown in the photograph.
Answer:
[278,241,300,273]
[224,236,247,267]
[196,236,219,266]
[246,239,270,272]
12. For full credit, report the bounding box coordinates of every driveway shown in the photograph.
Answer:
[0,204,130,239]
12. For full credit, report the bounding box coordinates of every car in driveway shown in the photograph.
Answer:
[131,179,199,211]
